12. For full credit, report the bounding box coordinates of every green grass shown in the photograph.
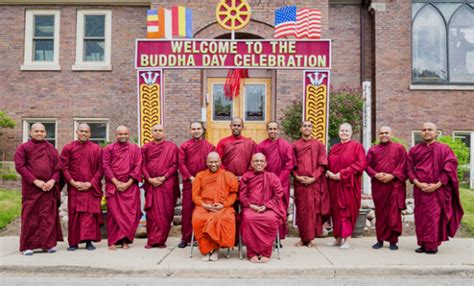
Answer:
[460,188,474,236]
[0,189,21,229]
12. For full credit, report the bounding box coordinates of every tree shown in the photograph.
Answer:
[0,111,15,129]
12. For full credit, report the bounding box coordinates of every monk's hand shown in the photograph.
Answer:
[80,182,92,191]
[148,177,160,187]
[213,203,224,211]
[333,173,341,181]
[414,179,428,190]
[304,177,316,185]
[257,206,266,213]
[250,204,260,212]
[189,176,195,183]
[422,182,442,193]
[374,173,385,181]
[33,179,46,190]
[203,203,216,212]
[43,179,56,191]
[382,174,395,183]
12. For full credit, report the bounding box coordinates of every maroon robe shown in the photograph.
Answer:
[14,139,63,251]
[407,142,464,251]
[293,138,329,242]
[366,142,407,243]
[328,140,367,238]
[256,138,295,239]
[216,135,256,177]
[178,138,215,243]
[61,140,103,247]
[142,140,179,246]
[102,142,142,246]
[239,171,285,258]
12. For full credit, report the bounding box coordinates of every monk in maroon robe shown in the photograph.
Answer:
[256,121,295,240]
[327,123,367,250]
[366,126,407,250]
[408,122,463,254]
[216,117,256,177]
[293,121,329,247]
[61,123,103,251]
[14,123,63,255]
[102,126,142,250]
[240,153,285,263]
[142,124,179,248]
[178,122,215,248]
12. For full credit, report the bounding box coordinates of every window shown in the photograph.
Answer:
[22,119,57,147]
[453,131,472,162]
[21,10,60,70]
[73,10,112,71]
[411,130,443,146]
[412,1,474,84]
[212,84,233,121]
[74,119,109,145]
[244,84,266,121]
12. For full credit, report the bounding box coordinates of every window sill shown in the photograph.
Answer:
[21,63,61,71]
[72,63,112,71]
[410,84,474,91]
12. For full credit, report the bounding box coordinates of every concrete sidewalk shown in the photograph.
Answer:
[0,236,473,278]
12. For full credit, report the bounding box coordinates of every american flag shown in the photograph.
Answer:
[274,6,321,39]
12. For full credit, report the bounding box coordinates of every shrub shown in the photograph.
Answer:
[1,173,18,181]
[437,136,470,181]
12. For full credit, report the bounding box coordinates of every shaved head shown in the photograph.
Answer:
[340,123,353,132]
[31,122,46,131]
[252,152,266,161]
[380,126,392,133]
[251,152,267,172]
[378,126,393,144]
[206,151,221,172]
[422,122,437,131]
[421,122,438,144]
[116,125,129,133]
[77,123,91,131]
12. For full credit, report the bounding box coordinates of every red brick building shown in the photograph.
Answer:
[0,0,473,161]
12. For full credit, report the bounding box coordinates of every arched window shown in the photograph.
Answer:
[449,5,474,83]
[412,1,474,84]
[412,4,447,83]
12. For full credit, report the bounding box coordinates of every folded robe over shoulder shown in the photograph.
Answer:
[142,140,179,246]
[15,139,64,251]
[328,140,367,238]
[217,135,256,177]
[293,138,329,242]
[102,141,142,246]
[407,141,463,249]
[239,170,285,258]
[61,140,103,247]
[256,138,295,239]
[178,138,215,243]
[366,141,407,243]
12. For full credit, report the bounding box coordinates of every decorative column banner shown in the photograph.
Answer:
[137,69,163,146]
[303,70,330,145]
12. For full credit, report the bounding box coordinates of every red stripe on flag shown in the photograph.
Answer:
[172,6,179,36]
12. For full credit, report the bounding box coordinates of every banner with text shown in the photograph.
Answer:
[136,39,331,69]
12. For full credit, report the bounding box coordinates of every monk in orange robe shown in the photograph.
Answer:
[192,152,238,262]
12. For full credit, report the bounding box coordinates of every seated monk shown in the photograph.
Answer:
[192,152,238,262]
[240,153,285,263]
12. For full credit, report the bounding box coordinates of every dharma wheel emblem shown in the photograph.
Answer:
[216,0,251,31]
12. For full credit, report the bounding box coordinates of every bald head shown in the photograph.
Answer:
[76,123,91,143]
[30,122,46,141]
[190,121,204,139]
[421,122,437,144]
[207,151,221,172]
[251,152,267,172]
[300,120,313,139]
[378,126,393,144]
[151,124,165,142]
[339,123,353,143]
[230,117,244,137]
[116,125,130,143]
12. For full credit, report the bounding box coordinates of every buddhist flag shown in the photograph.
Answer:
[146,9,159,38]
[171,5,193,38]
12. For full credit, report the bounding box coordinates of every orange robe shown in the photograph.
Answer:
[192,168,238,255]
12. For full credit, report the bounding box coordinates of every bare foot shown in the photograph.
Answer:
[108,245,117,251]
[250,256,259,263]
[122,243,130,250]
[294,240,305,247]
[260,257,270,263]
[307,241,316,248]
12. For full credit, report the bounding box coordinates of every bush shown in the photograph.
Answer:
[437,136,470,181]
[0,112,15,129]
[1,173,18,181]
[280,87,363,143]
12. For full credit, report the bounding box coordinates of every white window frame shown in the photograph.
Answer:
[411,130,443,147]
[22,118,58,147]
[21,10,60,71]
[73,118,109,143]
[73,10,112,71]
